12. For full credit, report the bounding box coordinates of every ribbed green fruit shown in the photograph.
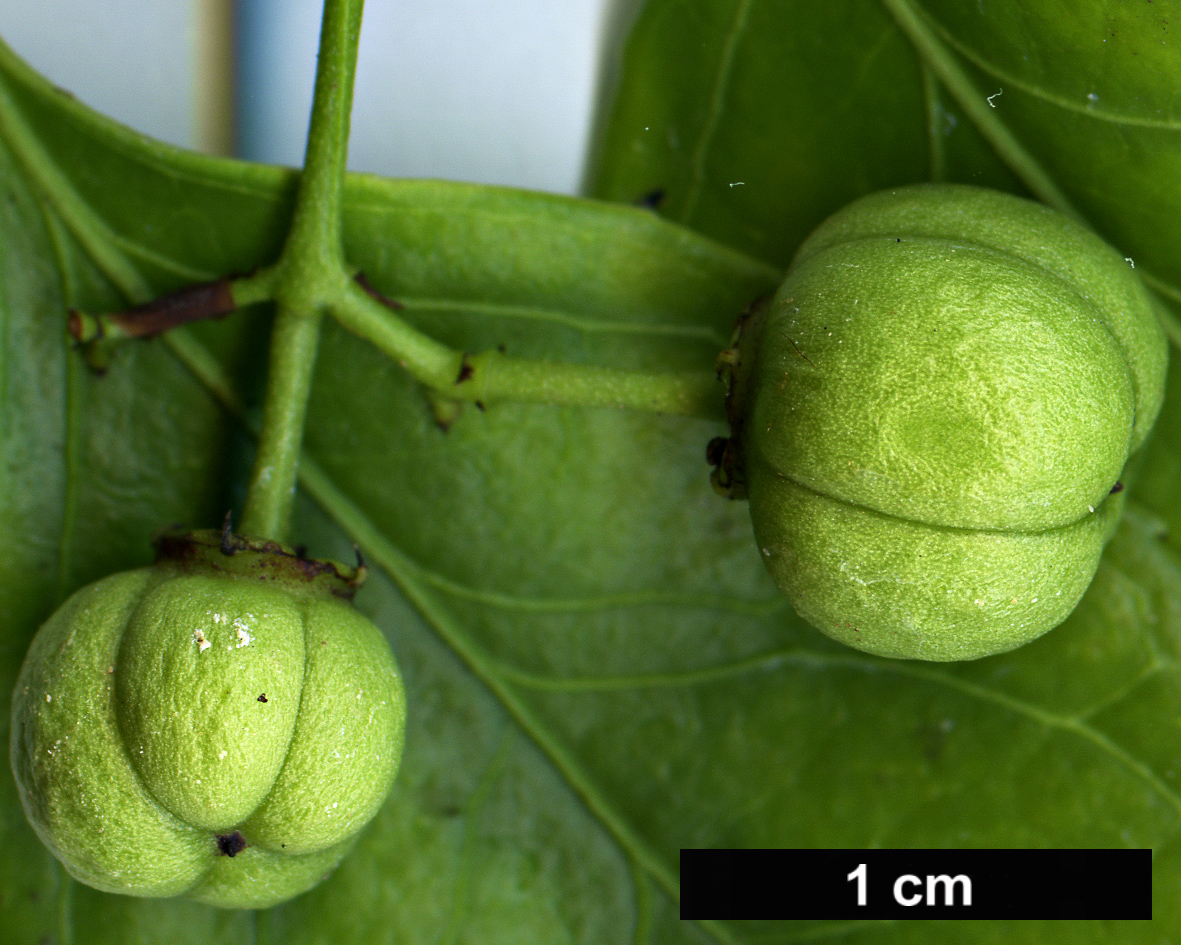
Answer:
[9,529,406,908]
[714,184,1168,661]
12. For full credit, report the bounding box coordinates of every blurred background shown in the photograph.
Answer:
[0,0,630,195]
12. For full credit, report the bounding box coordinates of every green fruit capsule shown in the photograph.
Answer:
[9,528,407,908]
[713,184,1168,662]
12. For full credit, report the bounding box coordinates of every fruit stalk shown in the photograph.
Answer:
[238,0,366,542]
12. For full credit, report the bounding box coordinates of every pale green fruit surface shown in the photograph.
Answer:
[733,184,1167,661]
[9,537,407,909]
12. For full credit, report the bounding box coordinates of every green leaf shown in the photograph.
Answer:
[589,0,1025,268]
[2,4,1181,944]
[0,33,777,943]
[896,0,1181,297]
[589,0,1181,940]
[591,0,1181,301]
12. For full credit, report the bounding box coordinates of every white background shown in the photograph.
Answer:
[0,0,622,195]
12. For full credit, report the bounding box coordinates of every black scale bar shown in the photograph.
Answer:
[680,849,1151,920]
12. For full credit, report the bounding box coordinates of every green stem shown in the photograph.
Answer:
[237,310,324,540]
[278,0,360,278]
[43,0,724,461]
[231,267,279,309]
[238,0,365,541]
[332,280,725,419]
[456,353,721,417]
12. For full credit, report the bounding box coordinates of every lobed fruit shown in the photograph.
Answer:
[713,184,1168,661]
[9,529,406,908]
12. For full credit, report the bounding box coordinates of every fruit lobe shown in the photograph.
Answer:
[9,530,407,908]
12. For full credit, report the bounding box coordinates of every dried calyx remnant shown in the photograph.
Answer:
[155,515,368,601]
[10,520,407,908]
[216,831,248,858]
[711,183,1168,662]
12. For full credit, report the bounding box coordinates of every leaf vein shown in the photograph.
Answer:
[399,297,728,346]
[879,0,1081,218]
[907,9,1181,131]
[490,649,792,693]
[680,0,754,224]
[415,562,787,618]
[113,233,218,284]
[497,644,1181,820]
[0,73,150,302]
[872,657,1181,818]
[438,732,515,945]
[1070,660,1169,725]
[920,62,945,181]
[40,208,82,607]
